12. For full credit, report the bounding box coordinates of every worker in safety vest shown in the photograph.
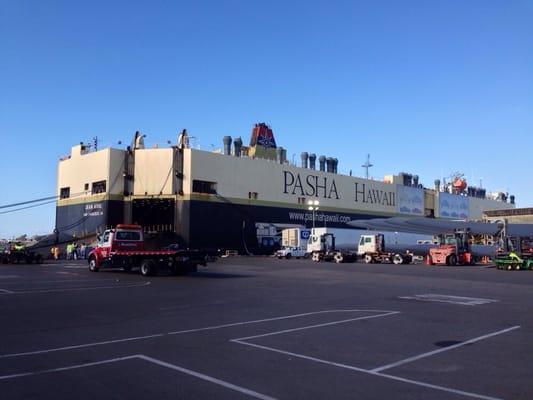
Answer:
[13,242,25,251]
[66,243,74,260]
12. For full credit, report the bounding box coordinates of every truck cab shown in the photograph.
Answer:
[93,225,144,258]
[307,232,335,254]
[357,234,384,256]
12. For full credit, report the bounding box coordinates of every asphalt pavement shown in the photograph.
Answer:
[0,257,532,400]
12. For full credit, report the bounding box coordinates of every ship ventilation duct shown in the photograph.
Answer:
[319,155,326,172]
[326,157,333,172]
[309,153,316,170]
[434,179,440,191]
[413,175,419,187]
[233,137,243,157]
[301,152,309,168]
[280,147,287,164]
[333,158,338,174]
[276,147,283,164]
[223,136,232,156]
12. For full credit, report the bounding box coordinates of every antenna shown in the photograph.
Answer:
[93,136,98,151]
[362,154,373,179]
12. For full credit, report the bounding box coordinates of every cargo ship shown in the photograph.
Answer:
[55,123,514,252]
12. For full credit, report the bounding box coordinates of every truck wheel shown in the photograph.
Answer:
[123,265,132,272]
[392,254,404,265]
[447,254,457,266]
[312,252,320,262]
[506,264,512,271]
[364,254,373,264]
[35,254,43,264]
[89,258,99,272]
[187,264,198,273]
[285,253,292,259]
[334,253,344,263]
[140,260,156,277]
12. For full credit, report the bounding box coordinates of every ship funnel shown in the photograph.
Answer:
[301,152,309,168]
[319,155,326,172]
[510,195,515,205]
[309,153,316,170]
[234,137,243,157]
[223,136,232,156]
[276,147,283,163]
[333,158,338,174]
[280,147,287,164]
[434,179,440,191]
[413,175,419,187]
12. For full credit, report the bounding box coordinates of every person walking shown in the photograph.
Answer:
[66,243,73,260]
[80,243,87,259]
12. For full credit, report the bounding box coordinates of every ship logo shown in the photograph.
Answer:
[250,122,277,148]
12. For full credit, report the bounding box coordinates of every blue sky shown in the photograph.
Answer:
[1,0,532,238]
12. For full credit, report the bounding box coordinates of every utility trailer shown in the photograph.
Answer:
[88,224,208,276]
[0,245,43,264]
[494,236,533,271]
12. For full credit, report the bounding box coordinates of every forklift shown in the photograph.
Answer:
[427,229,473,266]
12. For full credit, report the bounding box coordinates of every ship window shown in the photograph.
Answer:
[92,180,107,194]
[84,183,89,191]
[365,237,372,243]
[192,180,217,194]
[248,192,258,200]
[60,187,70,199]
[298,197,306,204]
[116,231,141,241]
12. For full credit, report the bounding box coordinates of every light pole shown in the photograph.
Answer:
[308,200,319,232]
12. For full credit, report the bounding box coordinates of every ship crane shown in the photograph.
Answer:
[362,154,373,179]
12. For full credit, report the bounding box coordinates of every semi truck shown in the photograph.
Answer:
[88,224,208,276]
[307,228,361,263]
[357,234,416,264]
[308,228,432,263]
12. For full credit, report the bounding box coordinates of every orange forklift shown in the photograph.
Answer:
[427,229,473,266]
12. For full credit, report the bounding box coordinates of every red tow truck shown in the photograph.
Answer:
[88,224,208,276]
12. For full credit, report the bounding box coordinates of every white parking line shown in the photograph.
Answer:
[233,311,400,341]
[0,279,117,285]
[0,281,151,295]
[370,325,521,373]
[233,339,502,400]
[398,294,499,306]
[137,355,277,400]
[0,354,277,400]
[0,355,138,380]
[0,309,396,359]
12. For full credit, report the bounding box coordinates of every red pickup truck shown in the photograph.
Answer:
[87,224,207,276]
